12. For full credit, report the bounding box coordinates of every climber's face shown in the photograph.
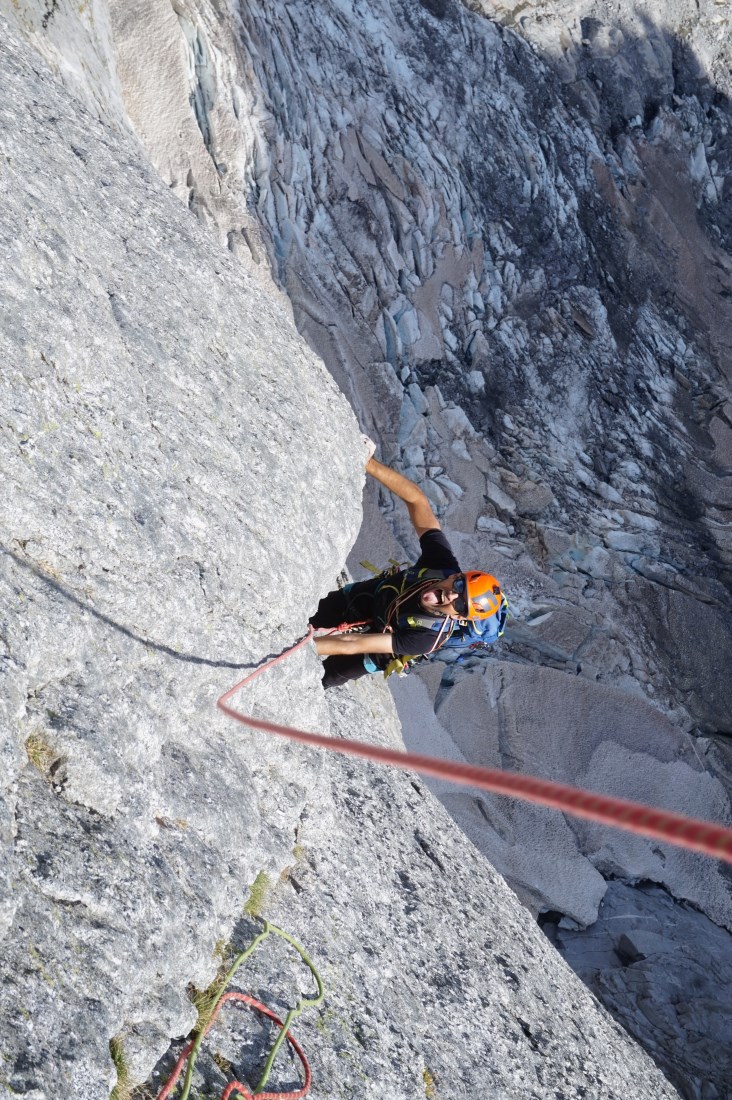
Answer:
[419,574,464,618]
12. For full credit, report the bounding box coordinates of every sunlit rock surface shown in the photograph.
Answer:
[0,19,361,1097]
[98,2,732,1093]
[1,0,731,1097]
[142,681,682,1100]
[0,24,685,1098]
[101,0,732,724]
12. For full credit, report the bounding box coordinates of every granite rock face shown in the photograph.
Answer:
[0,23,686,1100]
[398,662,731,926]
[0,20,361,1098]
[1,1,731,1098]
[98,0,732,724]
[544,880,732,1100]
[227,0,732,735]
[142,679,682,1100]
[0,0,127,126]
[94,2,732,1094]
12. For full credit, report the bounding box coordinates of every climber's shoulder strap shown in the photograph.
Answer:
[360,557,406,578]
[358,558,459,674]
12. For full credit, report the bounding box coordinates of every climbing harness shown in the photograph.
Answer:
[156,921,323,1100]
[217,626,732,864]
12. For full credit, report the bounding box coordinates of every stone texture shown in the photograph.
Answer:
[1,1,731,1097]
[399,663,731,928]
[141,679,682,1100]
[125,0,732,740]
[545,881,732,1100]
[0,20,361,1098]
[147,10,732,1087]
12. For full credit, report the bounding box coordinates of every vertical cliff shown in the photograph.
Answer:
[96,1,732,1093]
[1,1,730,1098]
[0,18,361,1096]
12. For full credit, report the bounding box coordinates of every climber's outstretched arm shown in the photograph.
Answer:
[314,631,394,657]
[365,456,440,537]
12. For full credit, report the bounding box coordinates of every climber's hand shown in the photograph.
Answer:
[361,433,377,465]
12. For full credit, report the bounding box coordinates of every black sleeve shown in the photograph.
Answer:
[413,529,461,573]
[390,624,448,657]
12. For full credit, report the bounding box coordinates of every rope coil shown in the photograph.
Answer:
[156,922,323,1100]
[217,626,732,864]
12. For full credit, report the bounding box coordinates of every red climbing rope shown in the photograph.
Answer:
[157,992,311,1100]
[217,626,732,864]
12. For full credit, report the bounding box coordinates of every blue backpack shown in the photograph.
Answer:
[432,603,507,664]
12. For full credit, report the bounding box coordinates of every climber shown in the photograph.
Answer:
[310,451,507,688]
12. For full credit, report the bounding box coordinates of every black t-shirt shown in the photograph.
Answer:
[312,530,462,663]
[388,529,460,656]
[337,529,460,660]
[413,528,460,574]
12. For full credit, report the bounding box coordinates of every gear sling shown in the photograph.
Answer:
[347,563,507,679]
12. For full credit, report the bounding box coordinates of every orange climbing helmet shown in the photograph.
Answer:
[454,571,504,620]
